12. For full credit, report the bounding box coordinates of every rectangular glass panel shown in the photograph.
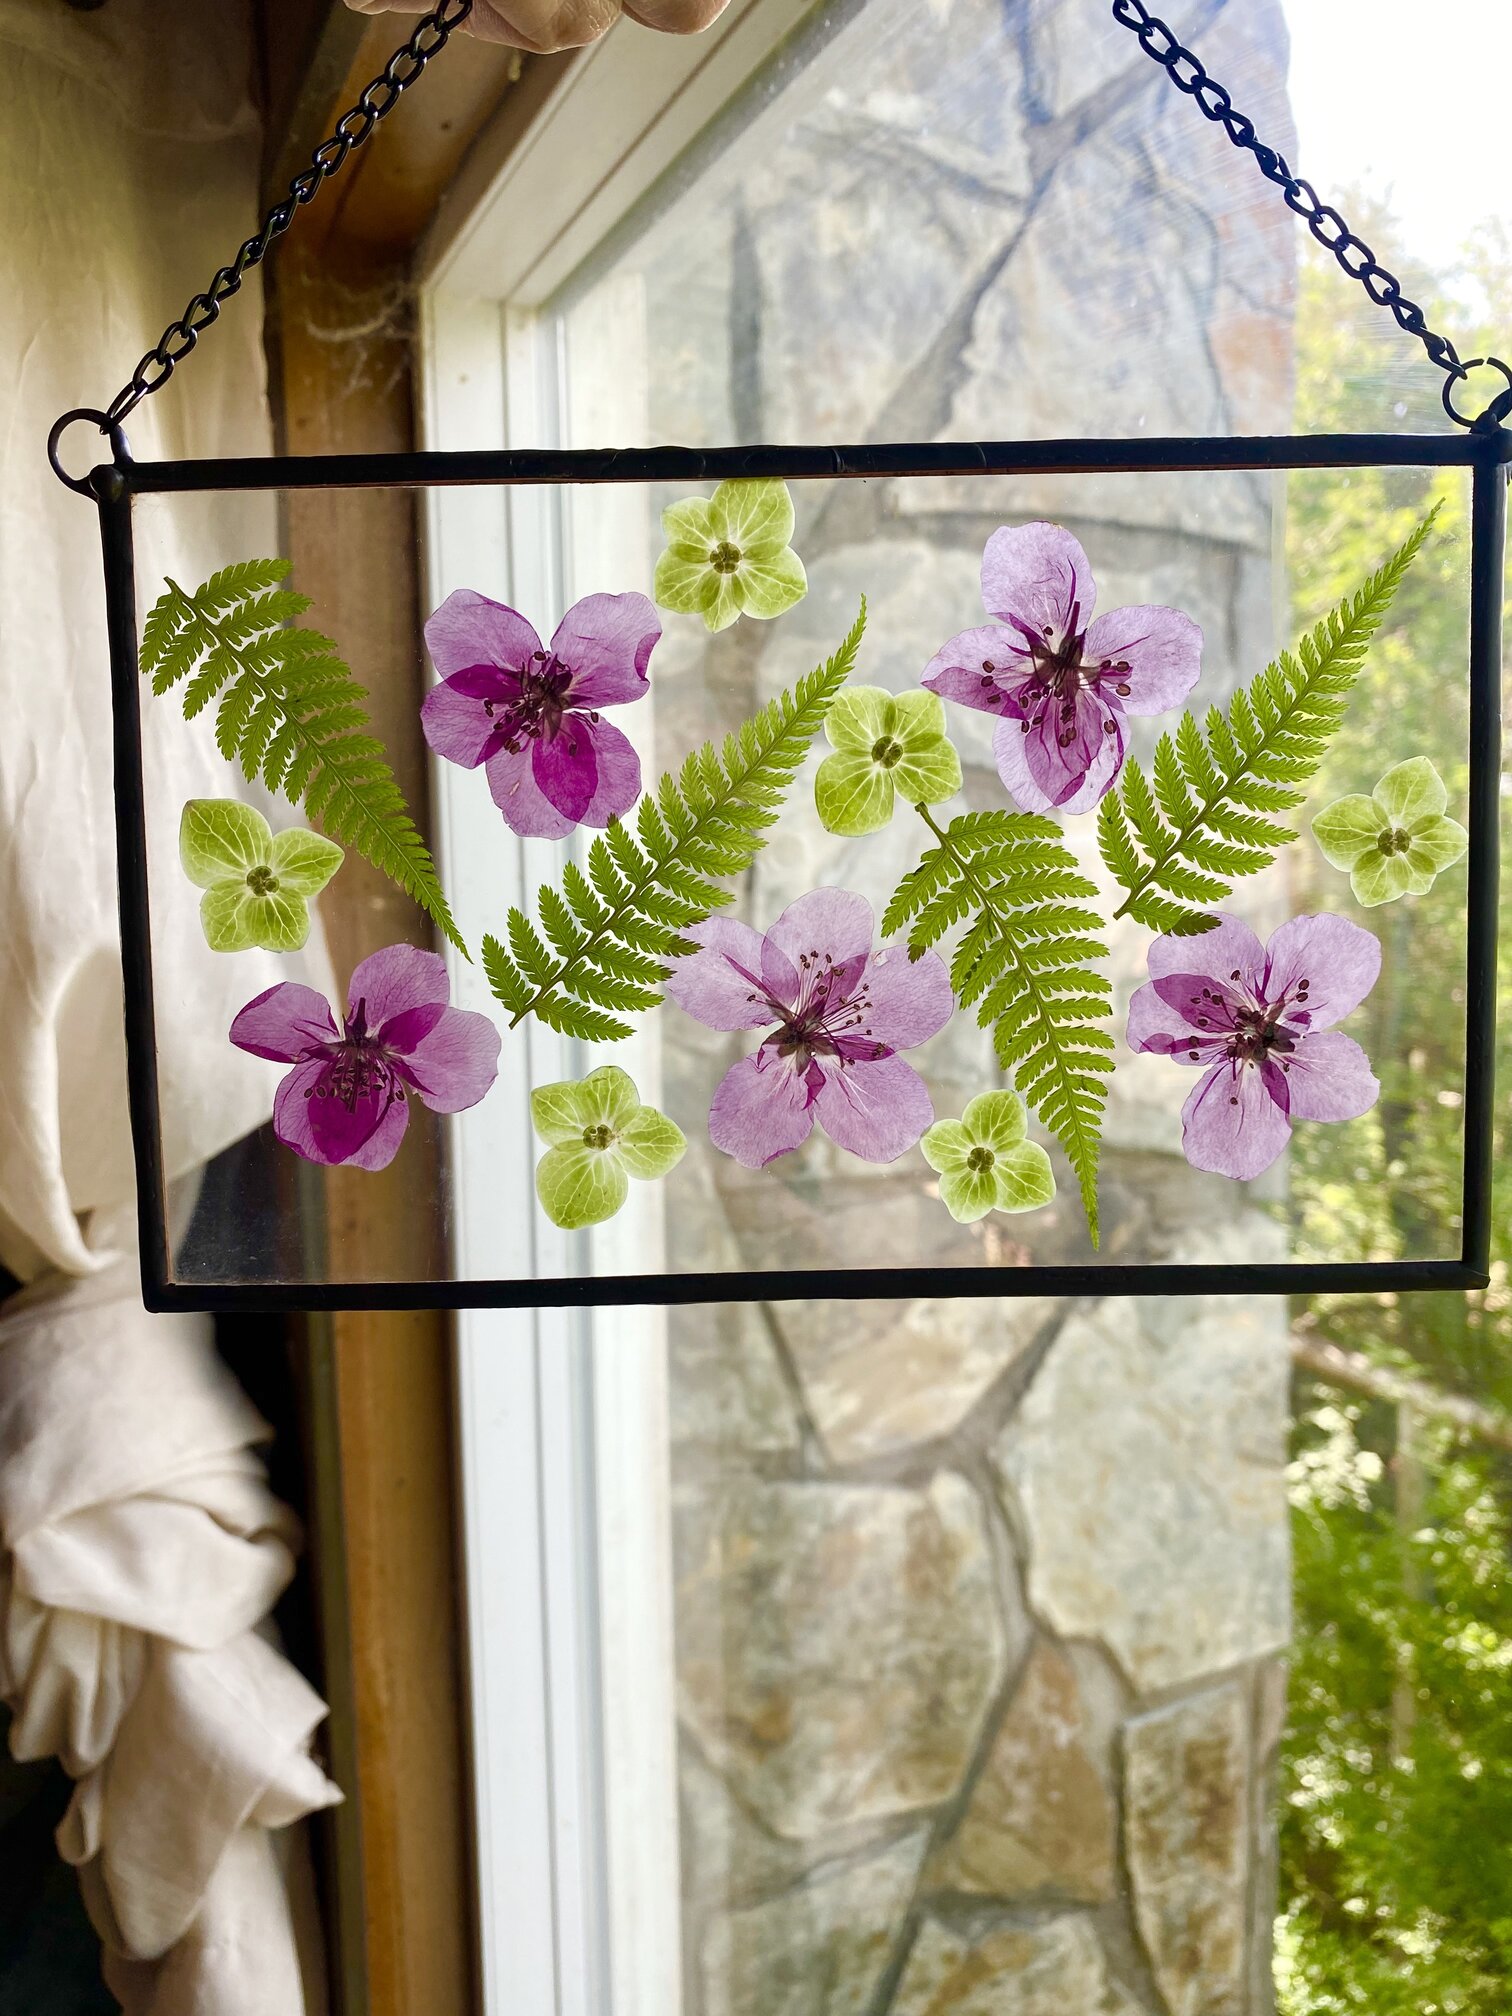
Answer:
[130,458,1474,1294]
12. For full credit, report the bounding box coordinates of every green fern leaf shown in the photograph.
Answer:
[140,559,466,956]
[485,603,867,1041]
[887,807,1111,1245]
[1098,510,1435,936]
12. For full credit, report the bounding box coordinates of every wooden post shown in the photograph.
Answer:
[254,9,523,2011]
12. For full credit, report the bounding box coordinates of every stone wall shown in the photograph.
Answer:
[609,0,1299,2006]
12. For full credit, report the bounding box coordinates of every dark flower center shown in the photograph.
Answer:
[1227,1003,1297,1064]
[246,864,279,895]
[1377,826,1411,856]
[582,1122,616,1149]
[966,1145,995,1173]
[302,996,407,1114]
[1180,972,1313,1092]
[484,651,577,753]
[709,540,743,575]
[871,735,904,769]
[1001,597,1133,750]
[755,946,890,1072]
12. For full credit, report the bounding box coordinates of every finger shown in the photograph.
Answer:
[338,0,594,53]
[471,0,623,49]
[623,0,729,29]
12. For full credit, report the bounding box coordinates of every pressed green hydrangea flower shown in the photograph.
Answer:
[531,1065,686,1229]
[815,685,962,835]
[180,799,343,953]
[920,1090,1055,1223]
[653,479,806,632]
[1311,757,1468,907]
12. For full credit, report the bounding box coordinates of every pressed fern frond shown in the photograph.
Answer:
[484,603,867,1042]
[140,559,465,956]
[1098,509,1435,936]
[884,807,1112,1245]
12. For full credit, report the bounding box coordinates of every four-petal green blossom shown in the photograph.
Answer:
[653,479,807,632]
[815,685,962,836]
[180,799,343,953]
[920,1090,1055,1223]
[1311,757,1468,907]
[531,1065,686,1229]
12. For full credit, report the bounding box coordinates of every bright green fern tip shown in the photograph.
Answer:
[1098,507,1437,937]
[886,807,1112,1245]
[484,602,867,1043]
[140,559,467,958]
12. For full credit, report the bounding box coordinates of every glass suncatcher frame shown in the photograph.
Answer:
[88,427,1506,1313]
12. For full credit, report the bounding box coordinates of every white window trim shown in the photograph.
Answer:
[418,11,824,2009]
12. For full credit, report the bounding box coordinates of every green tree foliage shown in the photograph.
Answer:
[1279,212,1512,2012]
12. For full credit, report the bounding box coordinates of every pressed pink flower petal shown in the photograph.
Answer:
[861,943,954,1048]
[551,591,660,707]
[981,521,1095,640]
[665,917,782,1030]
[759,936,802,1010]
[920,625,1031,715]
[991,704,1122,815]
[1146,913,1267,989]
[1180,1056,1291,1179]
[379,1003,451,1057]
[811,1051,935,1162]
[1026,682,1121,809]
[230,983,339,1062]
[1151,972,1244,1036]
[342,1093,412,1172]
[708,1051,815,1167]
[1278,1030,1380,1122]
[424,589,542,678]
[1263,914,1382,1028]
[394,1005,502,1113]
[347,944,449,1034]
[421,673,508,770]
[484,744,579,838]
[767,888,874,981]
[578,717,643,827]
[1127,980,1230,1061]
[446,664,523,701]
[532,717,599,824]
[1084,605,1203,716]
[273,1056,395,1166]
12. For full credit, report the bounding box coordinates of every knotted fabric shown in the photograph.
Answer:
[0,1266,339,2013]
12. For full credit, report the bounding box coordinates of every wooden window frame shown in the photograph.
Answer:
[254,10,521,2014]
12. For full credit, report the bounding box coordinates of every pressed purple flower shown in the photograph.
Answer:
[422,588,659,838]
[230,943,500,1170]
[664,887,953,1168]
[1126,912,1381,1181]
[922,521,1203,814]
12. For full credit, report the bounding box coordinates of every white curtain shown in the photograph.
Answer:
[0,3,342,2009]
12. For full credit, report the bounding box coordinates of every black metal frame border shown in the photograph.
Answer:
[90,429,1507,1312]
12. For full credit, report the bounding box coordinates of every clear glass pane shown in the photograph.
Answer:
[135,459,1475,1294]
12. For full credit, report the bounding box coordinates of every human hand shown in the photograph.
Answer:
[344,0,728,53]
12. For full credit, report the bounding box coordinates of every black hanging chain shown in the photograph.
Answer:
[49,0,474,493]
[1110,0,1512,431]
[50,0,1511,489]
